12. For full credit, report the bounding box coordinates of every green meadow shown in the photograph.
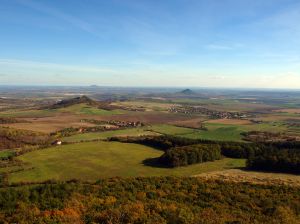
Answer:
[56,103,125,115]
[148,122,289,142]
[63,128,157,142]
[149,124,196,135]
[0,150,14,160]
[151,124,245,141]
[62,122,290,144]
[0,103,125,118]
[9,141,245,183]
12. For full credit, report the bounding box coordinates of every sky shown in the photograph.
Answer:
[1,0,300,88]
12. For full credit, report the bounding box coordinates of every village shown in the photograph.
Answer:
[52,119,145,145]
[168,106,249,119]
[81,119,145,128]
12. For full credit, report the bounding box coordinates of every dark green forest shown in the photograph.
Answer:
[159,144,221,167]
[110,135,300,173]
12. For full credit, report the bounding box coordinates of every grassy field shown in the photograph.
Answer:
[62,124,246,142]
[2,115,98,133]
[287,126,300,135]
[188,122,289,141]
[111,100,176,111]
[0,109,55,118]
[147,122,290,142]
[149,124,196,135]
[148,124,245,141]
[0,104,124,118]
[169,98,274,112]
[184,124,245,141]
[62,124,243,143]
[0,150,14,159]
[9,141,245,183]
[56,103,125,115]
[63,128,158,142]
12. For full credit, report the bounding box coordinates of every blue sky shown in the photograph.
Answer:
[1,0,300,88]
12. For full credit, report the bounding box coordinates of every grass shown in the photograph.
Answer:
[57,103,125,115]
[0,104,125,118]
[189,122,289,141]
[148,124,245,141]
[9,141,245,183]
[185,124,245,141]
[112,100,175,111]
[149,124,196,135]
[169,98,272,112]
[148,122,291,142]
[0,109,55,118]
[287,126,300,134]
[0,150,14,159]
[63,128,158,142]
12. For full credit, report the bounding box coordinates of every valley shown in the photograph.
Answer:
[1,87,300,223]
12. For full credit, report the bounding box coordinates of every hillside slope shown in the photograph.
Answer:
[49,96,98,109]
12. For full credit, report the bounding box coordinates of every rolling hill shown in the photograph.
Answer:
[49,95,98,109]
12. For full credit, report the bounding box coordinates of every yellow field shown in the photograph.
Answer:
[274,108,300,114]
[195,169,300,186]
[1,115,96,133]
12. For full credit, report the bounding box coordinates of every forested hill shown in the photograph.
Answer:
[1,177,300,223]
[49,95,97,109]
[179,89,195,95]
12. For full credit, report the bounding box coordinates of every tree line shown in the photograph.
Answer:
[109,135,300,173]
[0,127,52,150]
[247,148,300,173]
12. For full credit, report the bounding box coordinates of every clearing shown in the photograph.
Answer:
[9,141,245,183]
[63,128,158,142]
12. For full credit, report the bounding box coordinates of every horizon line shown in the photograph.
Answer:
[0,84,300,91]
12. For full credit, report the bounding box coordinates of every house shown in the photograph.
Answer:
[52,140,62,145]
